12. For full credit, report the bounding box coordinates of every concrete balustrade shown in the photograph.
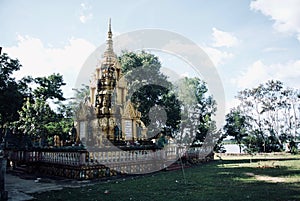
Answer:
[5,145,194,179]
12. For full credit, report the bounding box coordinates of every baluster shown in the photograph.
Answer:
[119,152,122,162]
[106,151,109,163]
[49,152,52,163]
[98,151,102,163]
[61,152,64,164]
[117,151,121,163]
[76,152,79,165]
[128,151,131,162]
[81,152,86,165]
[128,151,131,161]
[98,151,101,163]
[70,153,74,165]
[64,152,68,164]
[74,153,77,165]
[59,152,62,163]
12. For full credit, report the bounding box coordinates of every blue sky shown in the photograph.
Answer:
[1,0,300,114]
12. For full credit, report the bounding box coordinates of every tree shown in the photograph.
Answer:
[119,51,181,137]
[237,85,265,147]
[235,80,300,152]
[260,80,284,148]
[0,53,72,147]
[174,77,217,146]
[33,73,66,101]
[44,101,74,145]
[213,130,227,153]
[0,53,24,127]
[224,108,248,153]
[15,98,55,145]
[15,73,68,146]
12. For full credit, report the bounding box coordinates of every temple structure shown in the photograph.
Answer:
[75,20,147,146]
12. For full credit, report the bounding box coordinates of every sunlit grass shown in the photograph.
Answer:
[32,154,300,201]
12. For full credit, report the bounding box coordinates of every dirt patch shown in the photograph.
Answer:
[254,175,286,183]
[244,172,299,183]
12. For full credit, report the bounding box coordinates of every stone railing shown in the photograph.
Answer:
[85,144,181,166]
[7,148,86,166]
[5,145,211,179]
[7,144,183,167]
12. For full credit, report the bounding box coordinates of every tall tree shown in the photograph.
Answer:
[119,51,181,137]
[44,101,74,145]
[236,80,300,152]
[175,77,217,146]
[224,108,248,153]
[15,73,68,146]
[16,98,56,144]
[0,53,24,127]
[280,88,300,141]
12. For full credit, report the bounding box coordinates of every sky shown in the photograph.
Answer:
[1,0,300,116]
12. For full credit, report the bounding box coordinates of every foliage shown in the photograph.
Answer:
[0,53,24,126]
[223,108,248,153]
[119,51,181,136]
[235,80,300,152]
[33,73,66,101]
[174,77,217,145]
[0,53,73,147]
[213,131,227,153]
[15,97,75,146]
[119,51,217,145]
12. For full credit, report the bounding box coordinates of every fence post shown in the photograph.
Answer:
[0,154,8,201]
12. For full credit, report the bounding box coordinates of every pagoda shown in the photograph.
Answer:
[75,19,146,146]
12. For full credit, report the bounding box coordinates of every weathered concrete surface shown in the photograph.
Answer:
[5,173,91,201]
[6,174,64,201]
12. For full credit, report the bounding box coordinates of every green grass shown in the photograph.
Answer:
[32,154,300,201]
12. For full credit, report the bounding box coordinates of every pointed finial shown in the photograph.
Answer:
[108,18,112,39]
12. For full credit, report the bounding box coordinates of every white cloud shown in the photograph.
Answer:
[201,46,234,66]
[80,3,90,10]
[250,0,300,41]
[5,35,96,98]
[79,2,93,23]
[80,13,93,23]
[232,59,300,89]
[262,47,287,52]
[232,60,269,89]
[211,27,239,48]
[199,28,238,66]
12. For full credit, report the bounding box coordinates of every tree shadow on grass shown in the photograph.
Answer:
[212,158,300,201]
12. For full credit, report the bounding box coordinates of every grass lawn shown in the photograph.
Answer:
[32,153,300,201]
